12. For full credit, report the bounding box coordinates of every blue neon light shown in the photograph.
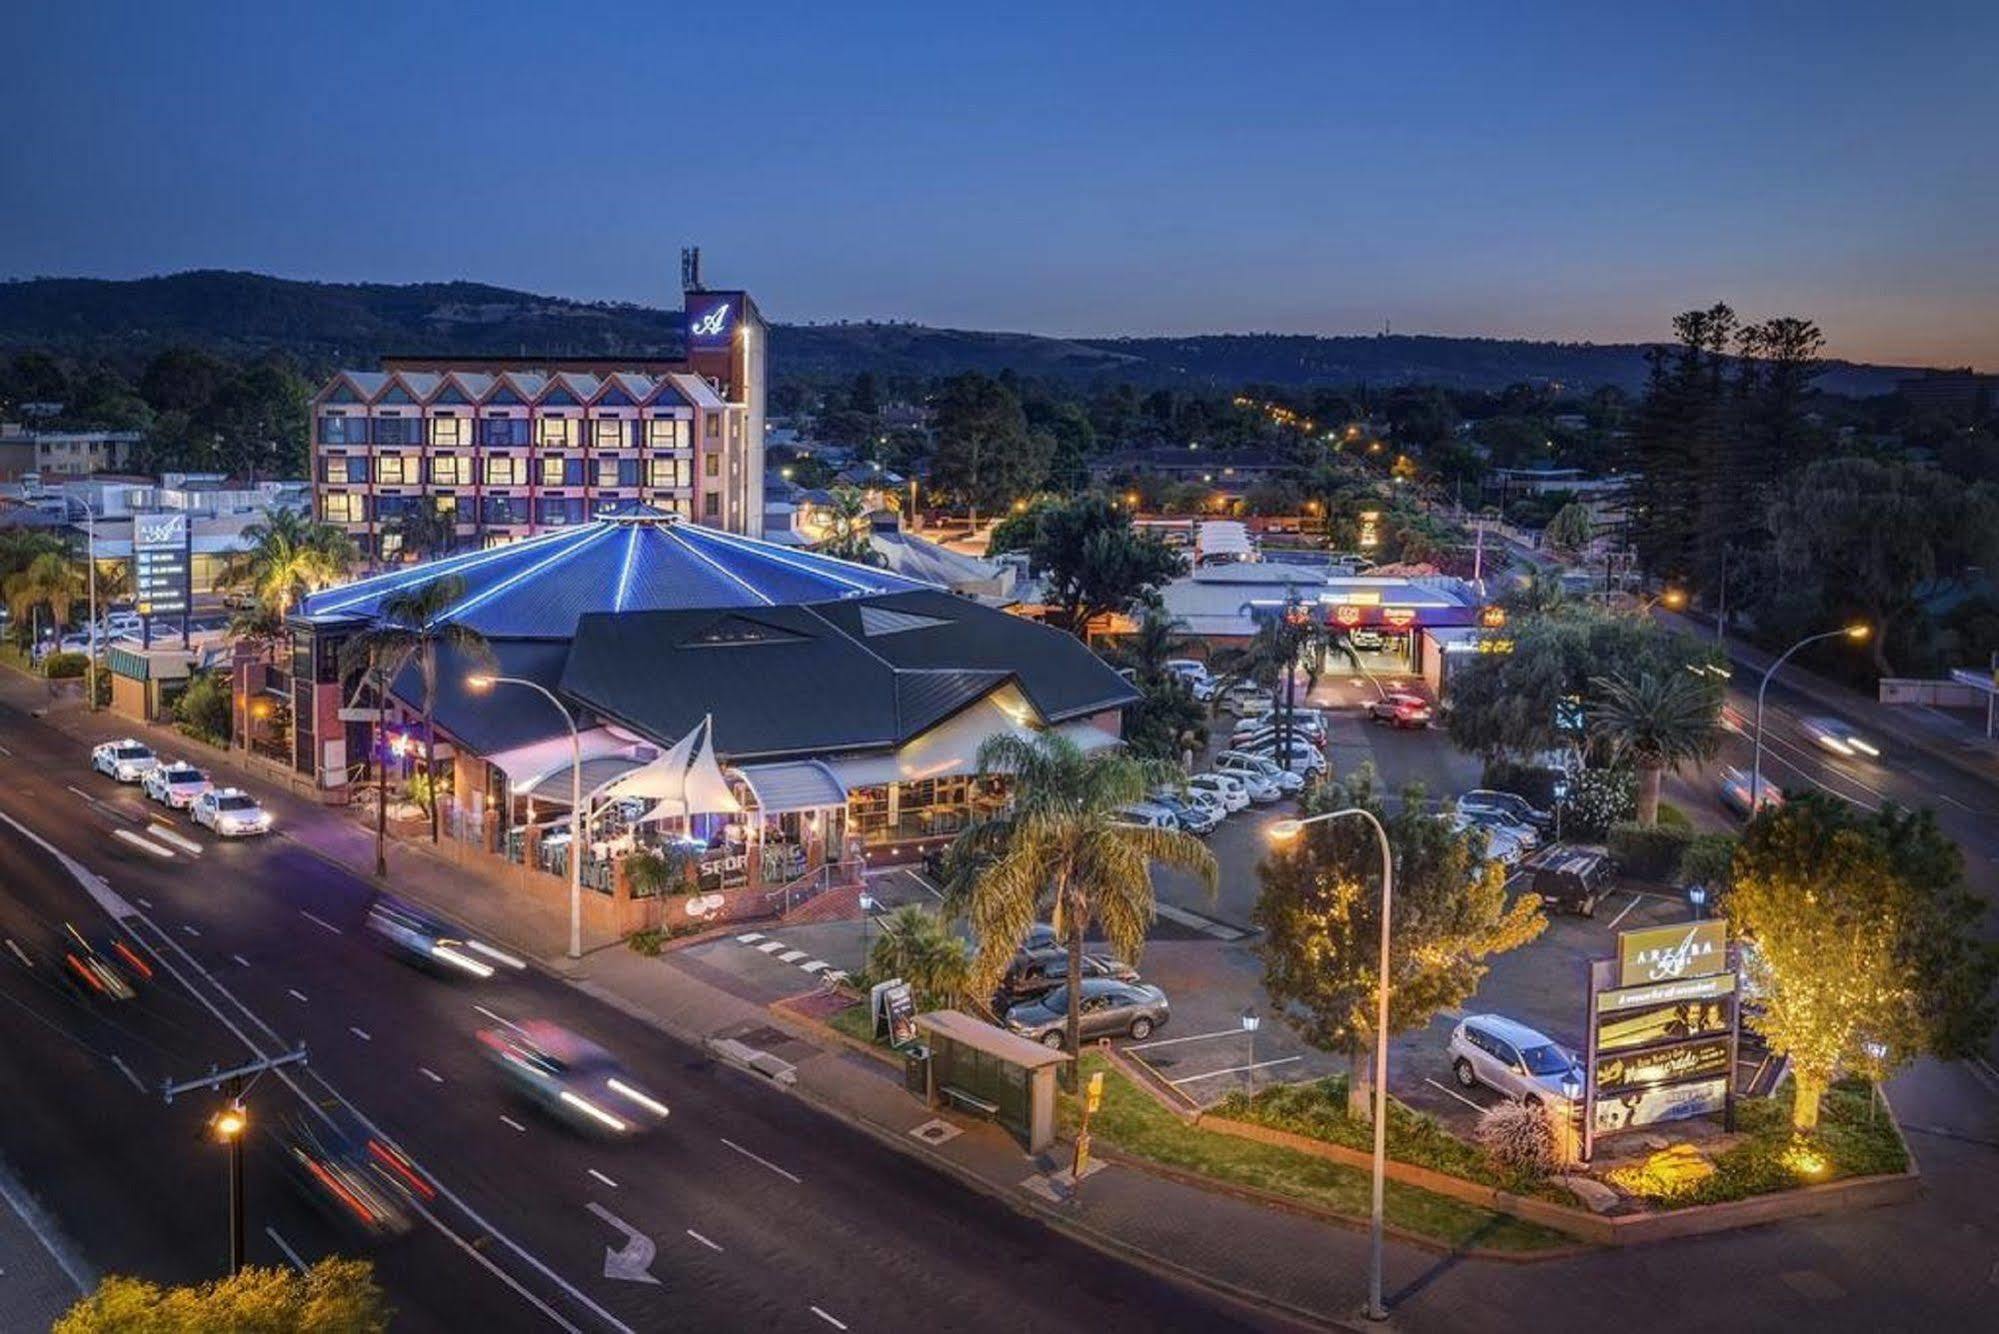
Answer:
[663,523,775,605]
[612,523,642,613]
[431,524,621,625]
[691,523,934,594]
[308,523,601,615]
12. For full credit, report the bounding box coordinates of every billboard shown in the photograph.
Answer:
[1618,920,1728,988]
[1598,997,1734,1055]
[1593,1078,1728,1135]
[133,510,191,620]
[1595,1037,1733,1095]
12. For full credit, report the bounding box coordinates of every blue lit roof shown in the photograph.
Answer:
[298,511,939,640]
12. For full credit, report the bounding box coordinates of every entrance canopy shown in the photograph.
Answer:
[734,760,848,814]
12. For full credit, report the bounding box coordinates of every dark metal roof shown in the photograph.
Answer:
[396,639,572,756]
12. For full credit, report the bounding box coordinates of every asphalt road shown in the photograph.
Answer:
[0,698,1277,1333]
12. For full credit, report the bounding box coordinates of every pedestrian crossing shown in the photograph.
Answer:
[735,932,845,982]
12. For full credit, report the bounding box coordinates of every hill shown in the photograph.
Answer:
[0,270,1924,396]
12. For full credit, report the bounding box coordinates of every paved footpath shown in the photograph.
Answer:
[0,1152,89,1330]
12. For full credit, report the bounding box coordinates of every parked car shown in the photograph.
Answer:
[1231,717,1327,748]
[1456,807,1542,851]
[90,739,158,782]
[1187,772,1250,813]
[1226,686,1276,716]
[1349,627,1386,651]
[1207,761,1281,803]
[1148,792,1219,835]
[1113,801,1179,830]
[1235,737,1328,776]
[1448,1015,1583,1108]
[1004,978,1171,1048]
[1164,659,1212,689]
[1718,765,1784,818]
[1798,715,1881,759]
[191,787,274,837]
[1529,849,1615,916]
[141,760,211,809]
[998,948,1141,1008]
[1366,692,1432,728]
[476,1019,670,1135]
[1450,812,1528,866]
[1216,750,1305,794]
[1456,789,1554,834]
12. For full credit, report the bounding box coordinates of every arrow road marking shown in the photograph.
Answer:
[586,1202,660,1285]
[112,829,175,859]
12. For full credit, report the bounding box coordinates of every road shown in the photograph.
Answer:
[0,696,1276,1333]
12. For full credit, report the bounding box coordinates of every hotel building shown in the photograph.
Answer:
[310,285,766,557]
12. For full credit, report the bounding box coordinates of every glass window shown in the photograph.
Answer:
[592,419,627,448]
[429,417,467,447]
[320,455,367,485]
[645,418,686,449]
[618,457,640,486]
[703,411,721,440]
[322,492,362,523]
[539,455,582,487]
[434,493,458,517]
[318,415,365,445]
[703,492,720,518]
[483,455,522,486]
[374,454,412,485]
[647,457,686,488]
[374,494,412,521]
[536,496,586,526]
[374,417,419,446]
[482,494,525,525]
[596,457,622,488]
[479,417,528,447]
[704,453,720,478]
[536,417,578,448]
[430,455,468,485]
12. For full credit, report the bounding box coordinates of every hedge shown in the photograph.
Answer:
[1608,821,1694,881]
[42,651,88,679]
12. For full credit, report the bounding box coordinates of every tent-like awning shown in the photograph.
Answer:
[487,728,651,791]
[517,756,649,806]
[733,760,847,814]
[597,716,743,821]
[820,689,1123,792]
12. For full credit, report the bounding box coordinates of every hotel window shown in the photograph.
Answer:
[537,496,586,526]
[374,454,412,485]
[599,457,638,488]
[703,492,720,519]
[322,492,362,523]
[479,417,529,447]
[647,457,687,488]
[375,417,420,446]
[592,419,628,448]
[434,493,458,517]
[374,494,412,522]
[429,417,467,447]
[318,414,365,445]
[320,454,368,485]
[617,457,640,486]
[704,453,720,478]
[536,417,578,448]
[483,455,523,486]
[703,411,721,440]
[482,494,525,525]
[645,418,686,449]
[429,455,469,485]
[540,455,584,487]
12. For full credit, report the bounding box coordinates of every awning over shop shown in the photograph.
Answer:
[485,728,641,789]
[733,760,848,814]
[517,755,649,805]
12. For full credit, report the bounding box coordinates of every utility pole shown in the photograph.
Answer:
[162,1047,309,1276]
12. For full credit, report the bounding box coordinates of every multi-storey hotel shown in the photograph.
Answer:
[310,280,766,556]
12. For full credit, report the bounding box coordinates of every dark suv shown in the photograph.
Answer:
[1529,850,1615,917]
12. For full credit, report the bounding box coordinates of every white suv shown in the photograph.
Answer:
[1448,1015,1582,1108]
[91,739,158,783]
[1216,751,1304,795]
[1187,772,1250,813]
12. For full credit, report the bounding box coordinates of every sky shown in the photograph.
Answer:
[4,1,1996,368]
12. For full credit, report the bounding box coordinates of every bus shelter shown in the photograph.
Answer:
[914,1010,1071,1152]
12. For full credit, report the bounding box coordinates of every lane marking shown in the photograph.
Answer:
[587,1169,619,1189]
[112,828,176,859]
[108,1055,145,1092]
[136,897,153,909]
[231,953,250,968]
[1166,1056,1302,1085]
[735,932,764,944]
[1424,1075,1487,1113]
[685,1229,723,1252]
[420,1067,444,1084]
[1603,894,1642,931]
[811,1307,849,1330]
[264,1226,308,1274]
[299,910,342,935]
[473,1004,525,1032]
[719,1136,801,1183]
[1128,1027,1255,1052]
[801,960,829,973]
[4,939,31,969]
[147,824,202,855]
[179,924,200,937]
[500,1115,527,1132]
[287,989,308,1003]
[349,1026,372,1042]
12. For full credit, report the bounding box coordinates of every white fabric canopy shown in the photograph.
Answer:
[601,716,743,821]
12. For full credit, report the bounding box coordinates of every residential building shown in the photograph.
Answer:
[310,284,766,558]
[0,423,140,479]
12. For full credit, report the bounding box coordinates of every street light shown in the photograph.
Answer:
[1750,624,1870,811]
[1268,807,1394,1323]
[468,673,583,959]
[1687,884,1708,921]
[210,1098,248,1275]
[1240,1006,1261,1091]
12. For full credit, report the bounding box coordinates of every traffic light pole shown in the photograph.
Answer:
[162,1047,308,1277]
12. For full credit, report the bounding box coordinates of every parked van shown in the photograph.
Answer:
[1529,849,1615,917]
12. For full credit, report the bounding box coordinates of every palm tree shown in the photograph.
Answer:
[865,904,972,1011]
[221,509,355,616]
[386,500,459,564]
[1589,671,1721,826]
[337,574,495,863]
[818,485,883,567]
[1109,606,1191,683]
[949,732,1216,1081]
[4,551,84,648]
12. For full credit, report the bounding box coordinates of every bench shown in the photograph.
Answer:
[940,1085,1000,1119]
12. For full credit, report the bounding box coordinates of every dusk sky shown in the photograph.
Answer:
[6,1,1996,367]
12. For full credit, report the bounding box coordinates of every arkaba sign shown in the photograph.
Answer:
[1618,920,1728,988]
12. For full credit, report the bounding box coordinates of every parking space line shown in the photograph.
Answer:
[500,1115,527,1132]
[1166,1056,1301,1085]
[1423,1076,1486,1112]
[1127,1027,1251,1052]
[1603,893,1642,931]
[349,1026,372,1042]
[420,1067,444,1083]
[587,1169,618,1189]
[685,1229,723,1252]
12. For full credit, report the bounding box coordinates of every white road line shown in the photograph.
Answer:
[777,949,807,963]
[179,924,199,937]
[902,867,945,901]
[1166,1056,1302,1085]
[264,1225,308,1274]
[4,939,31,969]
[299,909,342,935]
[1423,1076,1487,1113]
[287,988,308,1003]
[108,1055,145,1092]
[1603,894,1642,931]
[801,960,829,973]
[349,1026,371,1042]
[735,932,765,943]
[230,953,250,968]
[419,1066,444,1083]
[135,897,153,909]
[811,1306,849,1330]
[1127,1027,1253,1052]
[0,742,11,755]
[64,784,93,801]
[686,1228,723,1251]
[587,1169,619,1189]
[756,940,787,954]
[112,828,175,859]
[147,824,202,855]
[500,1115,527,1132]
[1967,1056,1999,1098]
[719,1136,802,1183]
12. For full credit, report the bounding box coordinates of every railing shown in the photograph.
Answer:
[761,859,863,918]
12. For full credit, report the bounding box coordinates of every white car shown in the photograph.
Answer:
[1187,772,1250,813]
[1208,761,1279,804]
[1456,807,1541,851]
[192,788,273,837]
[1450,812,1527,866]
[1216,750,1305,794]
[1799,715,1881,759]
[1164,659,1212,688]
[142,761,212,809]
[91,739,158,783]
[1237,737,1328,776]
[1448,1015,1583,1109]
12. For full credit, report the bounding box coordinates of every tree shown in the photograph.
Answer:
[1587,670,1721,826]
[1730,797,1998,1132]
[928,373,1046,523]
[56,1258,390,1333]
[948,732,1215,1079]
[1255,768,1546,1117]
[865,904,971,1010]
[220,509,356,616]
[1542,502,1596,559]
[385,499,459,564]
[1500,567,1572,620]
[817,484,883,566]
[1111,608,1207,762]
[1020,495,1183,638]
[3,551,84,644]
[1626,304,1736,585]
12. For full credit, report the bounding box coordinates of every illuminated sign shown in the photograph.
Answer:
[1331,604,1362,628]
[1593,1077,1727,1134]
[1477,638,1514,654]
[1595,1037,1732,1094]
[1381,607,1417,629]
[686,294,734,347]
[1598,971,1736,1014]
[1357,510,1381,549]
[690,305,729,338]
[1598,995,1733,1054]
[1479,605,1507,630]
[1618,921,1728,988]
[133,510,190,619]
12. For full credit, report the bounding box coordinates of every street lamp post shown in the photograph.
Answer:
[83,502,99,712]
[1750,624,1870,812]
[211,1087,248,1275]
[469,674,582,959]
[1269,807,1394,1323]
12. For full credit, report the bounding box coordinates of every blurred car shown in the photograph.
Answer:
[477,1019,670,1135]
[275,1115,428,1239]
[1216,750,1304,795]
[1799,715,1881,759]
[998,948,1141,1009]
[1003,978,1171,1048]
[1529,849,1615,917]
[91,738,157,782]
[1456,789,1554,834]
[1148,792,1219,836]
[1187,772,1250,813]
[1349,627,1386,651]
[365,894,502,979]
[192,787,273,837]
[1450,812,1528,867]
[141,760,211,809]
[60,929,149,1003]
[1457,807,1542,851]
[1448,1014,1582,1108]
[1366,692,1432,728]
[1719,765,1784,818]
[1113,801,1178,830]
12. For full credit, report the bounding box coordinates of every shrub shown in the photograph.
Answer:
[1473,1100,1561,1176]
[1560,766,1634,838]
[1609,821,1694,881]
[42,650,88,678]
[1678,832,1738,892]
[624,845,697,898]
[172,669,232,745]
[627,928,666,957]
[1656,802,1691,829]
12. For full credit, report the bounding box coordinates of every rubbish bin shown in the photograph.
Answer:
[902,1043,931,1096]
